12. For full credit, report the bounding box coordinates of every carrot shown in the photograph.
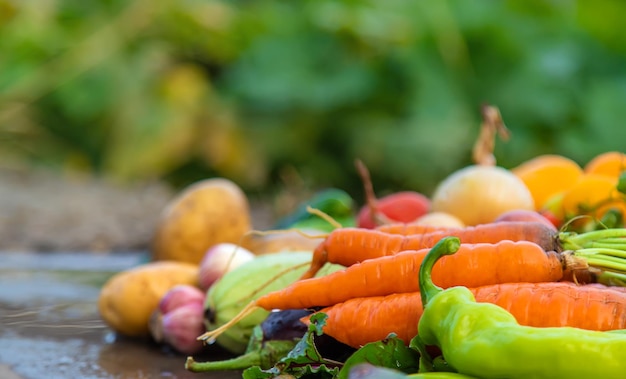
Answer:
[300,221,558,280]
[197,237,571,344]
[315,282,626,348]
[256,240,568,310]
[584,283,626,293]
[375,223,461,235]
[197,224,626,344]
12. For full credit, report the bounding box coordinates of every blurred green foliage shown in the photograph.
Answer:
[1,0,626,200]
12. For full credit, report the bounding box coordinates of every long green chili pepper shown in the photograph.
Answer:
[417,236,626,379]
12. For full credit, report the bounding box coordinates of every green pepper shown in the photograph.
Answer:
[416,236,626,379]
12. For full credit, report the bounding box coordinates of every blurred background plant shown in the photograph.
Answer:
[2,0,626,201]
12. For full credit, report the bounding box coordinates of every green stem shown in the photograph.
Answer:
[588,238,626,244]
[596,271,626,287]
[419,237,461,308]
[185,352,261,372]
[583,256,626,273]
[562,229,626,247]
[575,248,626,259]
[581,242,626,250]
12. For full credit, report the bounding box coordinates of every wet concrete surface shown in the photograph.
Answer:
[0,251,242,379]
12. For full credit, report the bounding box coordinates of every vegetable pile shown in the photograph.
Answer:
[96,106,626,378]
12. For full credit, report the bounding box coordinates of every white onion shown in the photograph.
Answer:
[431,165,535,226]
[415,212,466,228]
[198,243,255,291]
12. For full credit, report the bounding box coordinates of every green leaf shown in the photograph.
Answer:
[243,313,341,379]
[337,334,419,379]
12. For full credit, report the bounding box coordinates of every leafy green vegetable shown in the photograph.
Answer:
[242,313,422,379]
[186,339,296,372]
[242,313,341,379]
[337,334,419,379]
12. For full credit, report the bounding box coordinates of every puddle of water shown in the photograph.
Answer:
[0,252,242,379]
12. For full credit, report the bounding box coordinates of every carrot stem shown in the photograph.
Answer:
[576,248,626,259]
[588,238,626,244]
[596,271,626,286]
[562,229,626,248]
[583,256,626,273]
[579,240,626,251]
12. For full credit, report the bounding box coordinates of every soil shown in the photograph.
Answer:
[0,167,275,253]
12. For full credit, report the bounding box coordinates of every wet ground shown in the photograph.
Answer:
[0,168,278,379]
[0,251,242,379]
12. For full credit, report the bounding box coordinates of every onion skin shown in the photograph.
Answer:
[150,302,206,355]
[431,165,535,226]
[158,284,206,314]
[414,212,466,228]
[199,243,255,291]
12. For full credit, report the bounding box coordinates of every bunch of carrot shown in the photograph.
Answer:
[198,219,626,349]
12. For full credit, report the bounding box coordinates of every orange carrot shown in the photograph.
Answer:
[257,240,567,310]
[315,282,626,348]
[300,221,558,280]
[197,236,569,344]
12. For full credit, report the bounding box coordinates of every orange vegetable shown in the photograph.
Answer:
[315,282,626,348]
[300,221,559,280]
[584,151,626,179]
[559,173,626,221]
[511,154,583,211]
[256,240,566,310]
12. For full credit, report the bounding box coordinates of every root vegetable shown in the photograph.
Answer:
[158,284,205,314]
[199,243,255,291]
[300,221,557,280]
[431,165,535,226]
[150,302,206,355]
[98,261,199,337]
[432,104,533,226]
[151,178,251,264]
[414,212,465,228]
[355,159,430,228]
[314,281,626,348]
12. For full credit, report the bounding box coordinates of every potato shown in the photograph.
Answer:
[98,261,199,337]
[151,178,252,264]
[240,228,324,255]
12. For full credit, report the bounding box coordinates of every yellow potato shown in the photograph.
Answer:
[98,261,199,337]
[151,178,252,264]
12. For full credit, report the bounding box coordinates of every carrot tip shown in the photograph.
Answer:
[197,302,259,343]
